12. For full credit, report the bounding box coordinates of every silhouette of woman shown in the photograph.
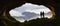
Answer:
[40,12,43,18]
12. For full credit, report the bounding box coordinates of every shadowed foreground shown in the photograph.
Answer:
[0,16,57,26]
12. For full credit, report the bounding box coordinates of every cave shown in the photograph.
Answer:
[0,0,60,26]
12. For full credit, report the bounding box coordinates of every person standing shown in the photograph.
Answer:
[42,11,44,18]
[40,12,43,18]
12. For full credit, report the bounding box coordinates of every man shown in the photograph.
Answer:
[42,11,44,18]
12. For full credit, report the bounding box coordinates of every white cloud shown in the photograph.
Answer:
[9,10,23,16]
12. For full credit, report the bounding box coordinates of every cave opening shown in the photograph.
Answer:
[9,3,55,22]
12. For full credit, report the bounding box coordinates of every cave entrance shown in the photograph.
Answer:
[9,3,55,22]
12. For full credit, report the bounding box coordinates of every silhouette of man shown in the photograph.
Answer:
[42,11,44,18]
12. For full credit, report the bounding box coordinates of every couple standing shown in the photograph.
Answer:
[40,11,45,18]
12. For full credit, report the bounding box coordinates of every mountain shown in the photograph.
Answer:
[22,12,39,18]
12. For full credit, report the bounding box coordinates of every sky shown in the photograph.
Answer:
[9,3,53,22]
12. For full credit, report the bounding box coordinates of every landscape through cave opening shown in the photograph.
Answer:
[9,3,53,22]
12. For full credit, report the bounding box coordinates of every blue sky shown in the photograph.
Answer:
[9,3,52,22]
